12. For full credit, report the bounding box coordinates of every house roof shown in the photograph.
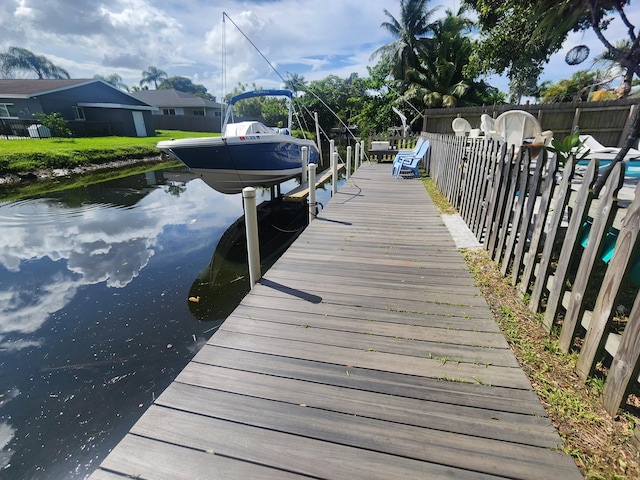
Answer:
[0,78,156,110]
[130,89,223,109]
[0,78,100,97]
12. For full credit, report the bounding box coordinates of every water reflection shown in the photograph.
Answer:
[0,171,242,345]
[188,200,308,320]
[0,168,296,479]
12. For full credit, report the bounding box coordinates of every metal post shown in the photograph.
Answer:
[360,140,365,166]
[331,139,337,194]
[301,146,308,185]
[346,146,352,180]
[354,142,360,173]
[242,187,261,289]
[308,163,317,224]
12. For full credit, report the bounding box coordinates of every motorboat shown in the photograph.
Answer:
[156,89,319,194]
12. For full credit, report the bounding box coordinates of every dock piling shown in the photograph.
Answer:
[242,187,261,288]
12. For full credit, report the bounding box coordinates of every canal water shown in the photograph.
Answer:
[0,166,338,479]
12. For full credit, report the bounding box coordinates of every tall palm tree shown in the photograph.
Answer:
[403,8,485,108]
[370,0,439,82]
[0,46,70,79]
[140,66,168,89]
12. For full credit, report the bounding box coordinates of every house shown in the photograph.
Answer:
[129,89,224,133]
[0,79,157,137]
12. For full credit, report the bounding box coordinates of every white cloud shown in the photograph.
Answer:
[14,0,35,19]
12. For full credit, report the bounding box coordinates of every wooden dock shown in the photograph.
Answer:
[283,164,345,202]
[90,163,582,479]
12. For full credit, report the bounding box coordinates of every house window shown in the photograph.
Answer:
[162,108,176,115]
[192,109,205,116]
[0,104,11,118]
[72,106,85,120]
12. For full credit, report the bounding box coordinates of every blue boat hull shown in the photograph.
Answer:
[157,135,319,194]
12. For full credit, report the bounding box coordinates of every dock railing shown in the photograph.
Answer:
[367,134,419,162]
[425,132,640,416]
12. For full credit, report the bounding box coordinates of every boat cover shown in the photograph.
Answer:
[223,121,276,137]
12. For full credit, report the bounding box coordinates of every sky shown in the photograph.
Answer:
[1,0,638,101]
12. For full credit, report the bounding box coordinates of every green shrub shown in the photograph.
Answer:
[32,112,72,138]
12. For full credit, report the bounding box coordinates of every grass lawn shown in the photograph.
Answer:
[0,130,218,173]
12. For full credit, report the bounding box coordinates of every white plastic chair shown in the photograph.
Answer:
[480,114,498,139]
[494,110,552,147]
[452,117,472,137]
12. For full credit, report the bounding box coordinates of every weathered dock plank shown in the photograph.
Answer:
[90,163,582,479]
[192,346,546,415]
[176,362,561,447]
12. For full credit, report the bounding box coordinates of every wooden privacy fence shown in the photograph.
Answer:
[425,132,640,416]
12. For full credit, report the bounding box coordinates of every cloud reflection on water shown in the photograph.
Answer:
[0,179,244,342]
[0,388,20,469]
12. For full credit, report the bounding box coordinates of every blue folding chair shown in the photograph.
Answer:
[393,137,425,161]
[395,156,421,178]
[391,138,425,173]
[392,139,429,175]
[392,140,430,178]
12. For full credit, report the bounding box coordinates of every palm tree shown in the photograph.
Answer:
[0,46,70,79]
[402,8,489,108]
[284,73,307,95]
[591,40,637,98]
[140,66,168,89]
[94,73,129,92]
[370,0,439,82]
